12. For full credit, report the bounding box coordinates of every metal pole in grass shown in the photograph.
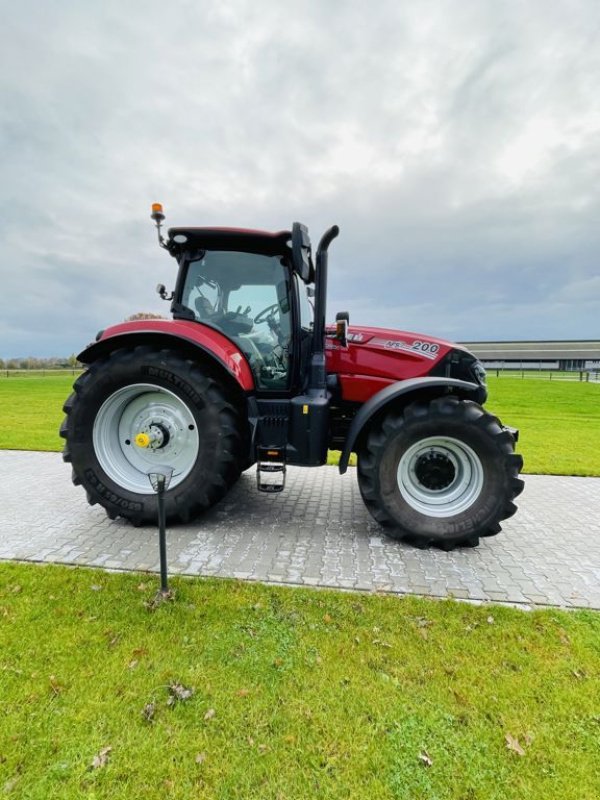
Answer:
[147,466,174,599]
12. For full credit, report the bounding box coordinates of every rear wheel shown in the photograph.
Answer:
[60,346,245,524]
[357,396,524,549]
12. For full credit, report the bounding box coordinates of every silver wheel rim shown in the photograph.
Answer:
[397,436,484,517]
[92,383,199,494]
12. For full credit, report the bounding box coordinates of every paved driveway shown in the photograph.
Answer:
[1,451,599,609]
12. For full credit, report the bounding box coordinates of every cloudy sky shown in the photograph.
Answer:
[1,0,599,358]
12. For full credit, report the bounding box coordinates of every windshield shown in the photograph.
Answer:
[181,251,292,390]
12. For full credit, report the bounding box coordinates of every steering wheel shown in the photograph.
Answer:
[254,303,279,324]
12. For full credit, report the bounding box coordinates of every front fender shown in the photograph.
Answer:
[78,319,255,391]
[338,376,482,474]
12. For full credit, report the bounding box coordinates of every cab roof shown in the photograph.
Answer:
[167,227,291,256]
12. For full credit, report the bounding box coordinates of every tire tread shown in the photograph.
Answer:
[357,396,524,550]
[59,348,246,525]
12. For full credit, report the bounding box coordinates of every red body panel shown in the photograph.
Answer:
[325,326,459,403]
[96,321,462,404]
[97,320,255,391]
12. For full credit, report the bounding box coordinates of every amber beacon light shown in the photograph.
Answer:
[150,203,167,248]
[151,202,165,222]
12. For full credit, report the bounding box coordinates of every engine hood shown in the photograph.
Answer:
[336,324,468,355]
[325,325,479,403]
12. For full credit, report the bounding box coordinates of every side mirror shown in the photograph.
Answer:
[156,283,173,301]
[291,222,313,281]
[335,311,349,347]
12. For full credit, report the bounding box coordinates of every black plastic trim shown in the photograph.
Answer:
[167,228,291,259]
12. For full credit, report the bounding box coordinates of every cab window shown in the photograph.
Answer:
[181,251,292,390]
[296,276,314,331]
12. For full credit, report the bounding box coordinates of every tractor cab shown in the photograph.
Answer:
[159,223,321,396]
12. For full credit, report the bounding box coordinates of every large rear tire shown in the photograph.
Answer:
[60,346,246,524]
[357,396,524,550]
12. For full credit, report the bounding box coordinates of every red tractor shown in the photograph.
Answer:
[60,205,523,550]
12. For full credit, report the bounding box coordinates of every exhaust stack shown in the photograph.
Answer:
[308,225,339,394]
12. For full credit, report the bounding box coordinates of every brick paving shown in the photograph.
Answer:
[1,450,599,609]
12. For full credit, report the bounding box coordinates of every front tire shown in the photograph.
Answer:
[60,347,245,524]
[357,396,524,549]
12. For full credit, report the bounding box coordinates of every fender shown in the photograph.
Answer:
[338,376,482,474]
[77,319,255,391]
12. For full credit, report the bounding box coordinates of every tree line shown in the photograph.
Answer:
[2,314,167,369]
[0,355,81,370]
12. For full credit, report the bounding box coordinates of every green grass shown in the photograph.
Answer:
[1,374,599,475]
[1,562,599,799]
[485,377,600,477]
[0,375,74,451]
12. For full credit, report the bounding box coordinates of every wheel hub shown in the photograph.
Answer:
[414,451,456,491]
[135,422,171,450]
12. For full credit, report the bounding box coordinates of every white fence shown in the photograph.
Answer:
[488,368,599,382]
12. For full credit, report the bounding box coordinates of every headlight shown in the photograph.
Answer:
[472,360,487,386]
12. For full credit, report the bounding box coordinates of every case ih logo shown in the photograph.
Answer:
[372,338,440,359]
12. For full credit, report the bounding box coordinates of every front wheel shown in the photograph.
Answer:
[357,396,524,550]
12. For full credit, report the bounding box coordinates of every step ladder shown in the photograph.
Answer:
[256,447,286,493]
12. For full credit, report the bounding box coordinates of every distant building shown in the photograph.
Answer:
[460,340,600,371]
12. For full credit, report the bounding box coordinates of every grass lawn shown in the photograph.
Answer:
[485,377,600,477]
[1,562,599,799]
[2,373,598,476]
[0,375,76,452]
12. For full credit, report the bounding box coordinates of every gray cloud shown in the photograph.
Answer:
[1,0,599,357]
